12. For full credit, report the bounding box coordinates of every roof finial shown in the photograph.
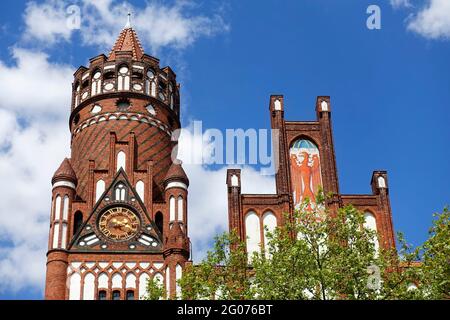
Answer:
[124,10,132,29]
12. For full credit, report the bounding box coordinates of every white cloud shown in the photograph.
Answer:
[390,0,412,9]
[0,48,73,118]
[0,49,71,293]
[177,126,276,261]
[22,0,229,52]
[407,0,450,39]
[23,0,73,44]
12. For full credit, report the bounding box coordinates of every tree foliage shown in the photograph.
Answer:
[155,196,449,300]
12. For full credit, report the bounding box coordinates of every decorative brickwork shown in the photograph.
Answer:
[45,25,189,300]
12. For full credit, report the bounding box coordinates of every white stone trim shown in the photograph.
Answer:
[165,181,187,191]
[52,181,76,190]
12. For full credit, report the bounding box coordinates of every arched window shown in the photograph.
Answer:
[118,65,130,91]
[177,196,183,222]
[83,273,95,300]
[155,212,163,236]
[61,223,68,249]
[139,273,150,299]
[377,176,386,188]
[52,223,60,248]
[169,196,175,221]
[262,211,277,257]
[73,211,83,235]
[126,290,135,300]
[54,195,61,221]
[145,69,156,97]
[91,70,102,96]
[62,195,69,221]
[115,183,127,201]
[175,264,182,298]
[98,273,108,290]
[98,290,107,300]
[68,272,81,300]
[165,266,170,295]
[289,138,322,208]
[83,272,95,300]
[95,179,105,202]
[136,180,144,202]
[74,83,80,107]
[245,211,261,262]
[112,290,121,300]
[112,273,122,289]
[364,211,379,255]
[126,273,136,289]
[117,151,126,171]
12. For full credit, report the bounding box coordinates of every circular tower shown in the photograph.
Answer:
[45,20,189,300]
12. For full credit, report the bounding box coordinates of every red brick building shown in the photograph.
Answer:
[45,22,396,300]
[45,24,189,300]
[226,96,396,258]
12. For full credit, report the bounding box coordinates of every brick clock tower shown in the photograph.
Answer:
[45,21,189,300]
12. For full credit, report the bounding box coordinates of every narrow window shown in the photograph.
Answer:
[62,195,69,221]
[52,223,60,248]
[136,180,144,202]
[126,290,135,300]
[115,183,127,201]
[98,290,107,300]
[73,211,83,235]
[155,212,163,236]
[169,196,175,221]
[177,196,183,222]
[95,179,105,202]
[245,212,261,262]
[55,195,61,221]
[117,151,126,171]
[112,290,121,300]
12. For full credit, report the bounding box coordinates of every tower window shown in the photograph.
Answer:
[98,290,107,300]
[155,212,163,237]
[73,211,83,235]
[126,290,135,300]
[115,183,127,201]
[112,290,121,300]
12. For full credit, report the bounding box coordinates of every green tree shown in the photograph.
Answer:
[413,207,450,299]
[142,277,166,300]
[164,196,449,300]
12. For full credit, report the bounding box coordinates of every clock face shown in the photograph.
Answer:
[98,207,140,241]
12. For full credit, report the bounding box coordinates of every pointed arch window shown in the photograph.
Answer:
[73,211,83,235]
[145,69,156,97]
[91,70,102,96]
[245,211,261,263]
[136,180,144,202]
[363,211,379,255]
[117,151,126,172]
[155,212,163,237]
[74,83,80,107]
[118,65,130,91]
[95,179,105,202]
[169,196,175,221]
[115,183,127,201]
[177,196,183,222]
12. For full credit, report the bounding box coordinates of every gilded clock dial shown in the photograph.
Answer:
[98,207,140,241]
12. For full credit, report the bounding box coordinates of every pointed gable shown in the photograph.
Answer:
[108,27,145,61]
[69,168,162,252]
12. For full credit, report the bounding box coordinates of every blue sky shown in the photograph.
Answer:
[0,0,449,299]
